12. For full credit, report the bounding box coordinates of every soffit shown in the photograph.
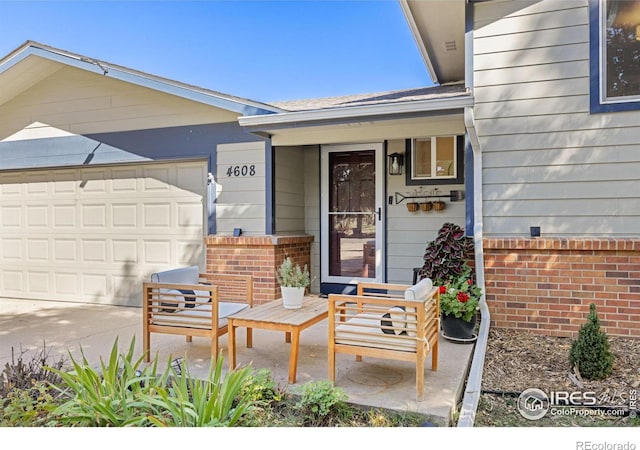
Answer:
[401,0,466,84]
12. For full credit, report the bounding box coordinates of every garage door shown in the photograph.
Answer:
[0,161,207,306]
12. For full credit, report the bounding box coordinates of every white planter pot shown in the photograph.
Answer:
[280,286,305,309]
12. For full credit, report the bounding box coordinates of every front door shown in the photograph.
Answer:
[321,143,384,286]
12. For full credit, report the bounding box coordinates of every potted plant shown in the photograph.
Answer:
[437,263,482,340]
[276,257,311,309]
[418,222,480,341]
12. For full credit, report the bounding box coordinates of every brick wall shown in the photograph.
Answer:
[483,237,640,338]
[205,235,314,305]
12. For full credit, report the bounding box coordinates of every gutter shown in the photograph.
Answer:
[238,94,473,128]
[457,106,489,427]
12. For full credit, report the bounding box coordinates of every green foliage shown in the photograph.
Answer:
[276,257,310,288]
[46,337,253,427]
[419,222,474,285]
[569,303,615,380]
[0,381,60,427]
[438,263,482,322]
[239,368,284,405]
[141,354,253,427]
[295,380,349,426]
[46,336,166,426]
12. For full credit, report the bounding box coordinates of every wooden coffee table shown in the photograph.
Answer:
[227,296,328,384]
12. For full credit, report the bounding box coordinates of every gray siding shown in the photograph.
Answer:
[473,0,640,237]
[274,146,307,234]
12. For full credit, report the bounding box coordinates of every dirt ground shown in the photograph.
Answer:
[474,328,640,427]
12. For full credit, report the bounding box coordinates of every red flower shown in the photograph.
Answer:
[439,285,447,294]
[457,292,469,303]
[468,279,473,285]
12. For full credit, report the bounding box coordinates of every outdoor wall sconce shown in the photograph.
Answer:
[388,152,404,175]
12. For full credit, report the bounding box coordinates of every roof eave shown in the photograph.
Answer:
[0,41,283,116]
[399,0,439,85]
[238,94,474,129]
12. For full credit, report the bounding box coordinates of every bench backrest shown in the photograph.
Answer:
[150,265,200,285]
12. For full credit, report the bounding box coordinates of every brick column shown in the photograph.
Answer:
[483,237,640,338]
[205,235,314,305]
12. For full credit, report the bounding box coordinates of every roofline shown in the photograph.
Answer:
[0,41,284,116]
[238,93,474,128]
[399,0,439,85]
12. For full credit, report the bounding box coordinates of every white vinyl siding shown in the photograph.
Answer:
[0,65,239,139]
[215,141,266,235]
[0,161,206,306]
[473,0,640,237]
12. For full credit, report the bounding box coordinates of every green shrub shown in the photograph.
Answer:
[141,354,253,427]
[1,381,60,427]
[569,303,614,380]
[46,336,167,426]
[295,380,349,426]
[239,368,284,405]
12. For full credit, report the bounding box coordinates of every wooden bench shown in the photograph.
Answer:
[328,277,439,400]
[142,266,253,363]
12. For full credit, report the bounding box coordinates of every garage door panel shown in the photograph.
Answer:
[2,206,21,227]
[27,205,49,227]
[54,204,77,228]
[143,203,171,228]
[112,204,137,228]
[81,239,107,263]
[178,202,203,228]
[2,238,22,260]
[143,167,171,191]
[112,240,138,263]
[53,239,77,262]
[83,273,108,301]
[54,272,79,296]
[26,239,49,262]
[27,271,50,294]
[0,161,206,306]
[82,204,107,228]
[3,271,23,292]
[143,240,172,265]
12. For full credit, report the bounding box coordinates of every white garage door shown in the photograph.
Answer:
[0,161,207,306]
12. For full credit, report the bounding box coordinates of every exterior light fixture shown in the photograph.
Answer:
[388,152,404,175]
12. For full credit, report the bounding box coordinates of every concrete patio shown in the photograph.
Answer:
[0,297,475,426]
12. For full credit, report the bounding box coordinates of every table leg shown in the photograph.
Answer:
[228,320,237,370]
[288,327,300,384]
[285,331,291,343]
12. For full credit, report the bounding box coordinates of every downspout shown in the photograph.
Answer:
[457,0,490,427]
[457,106,489,427]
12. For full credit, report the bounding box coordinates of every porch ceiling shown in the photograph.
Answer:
[264,113,466,147]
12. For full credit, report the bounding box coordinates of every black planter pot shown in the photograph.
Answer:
[441,312,477,342]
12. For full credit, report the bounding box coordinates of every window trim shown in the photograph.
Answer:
[590,0,640,113]
[405,135,464,186]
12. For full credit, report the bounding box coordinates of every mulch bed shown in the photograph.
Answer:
[481,328,640,401]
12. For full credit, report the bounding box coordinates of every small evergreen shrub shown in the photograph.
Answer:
[569,303,614,380]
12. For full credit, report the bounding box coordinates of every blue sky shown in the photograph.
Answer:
[0,0,433,103]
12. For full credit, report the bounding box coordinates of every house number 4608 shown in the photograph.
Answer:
[226,165,256,177]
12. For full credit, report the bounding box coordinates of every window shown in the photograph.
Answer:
[590,0,640,112]
[405,135,463,185]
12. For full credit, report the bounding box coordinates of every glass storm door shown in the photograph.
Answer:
[321,143,384,284]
